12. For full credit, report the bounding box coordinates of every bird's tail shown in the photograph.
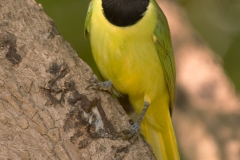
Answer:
[141,113,180,160]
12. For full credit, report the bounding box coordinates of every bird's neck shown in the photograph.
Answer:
[102,0,150,27]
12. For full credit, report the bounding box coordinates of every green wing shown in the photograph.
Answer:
[153,3,176,115]
[84,1,93,39]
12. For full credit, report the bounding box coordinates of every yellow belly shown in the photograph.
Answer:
[90,0,169,117]
[88,1,180,159]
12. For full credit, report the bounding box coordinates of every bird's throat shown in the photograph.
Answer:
[102,0,149,27]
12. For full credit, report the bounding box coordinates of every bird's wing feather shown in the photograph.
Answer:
[84,1,93,39]
[153,3,176,114]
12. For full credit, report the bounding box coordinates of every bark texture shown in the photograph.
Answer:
[0,0,155,159]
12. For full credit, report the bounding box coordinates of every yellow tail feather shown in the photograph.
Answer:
[141,114,180,160]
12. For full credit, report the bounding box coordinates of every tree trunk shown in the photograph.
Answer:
[0,0,155,159]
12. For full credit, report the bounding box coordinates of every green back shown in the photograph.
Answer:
[153,1,176,115]
[84,1,92,39]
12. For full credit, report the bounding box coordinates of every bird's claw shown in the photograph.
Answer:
[86,78,112,94]
[120,123,141,143]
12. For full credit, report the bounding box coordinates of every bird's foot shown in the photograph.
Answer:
[120,122,141,143]
[86,78,112,94]
[118,102,149,143]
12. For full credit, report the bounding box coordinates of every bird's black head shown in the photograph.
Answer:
[102,0,150,27]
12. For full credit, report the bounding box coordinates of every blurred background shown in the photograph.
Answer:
[35,0,240,159]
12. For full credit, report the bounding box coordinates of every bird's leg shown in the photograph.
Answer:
[121,102,150,143]
[86,78,113,93]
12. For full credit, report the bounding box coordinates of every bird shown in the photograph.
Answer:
[84,0,180,159]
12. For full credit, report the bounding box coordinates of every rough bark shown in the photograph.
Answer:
[158,1,240,160]
[0,0,155,159]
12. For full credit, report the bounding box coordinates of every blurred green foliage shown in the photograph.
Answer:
[36,0,240,91]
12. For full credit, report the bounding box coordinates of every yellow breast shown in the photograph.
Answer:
[89,0,167,109]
